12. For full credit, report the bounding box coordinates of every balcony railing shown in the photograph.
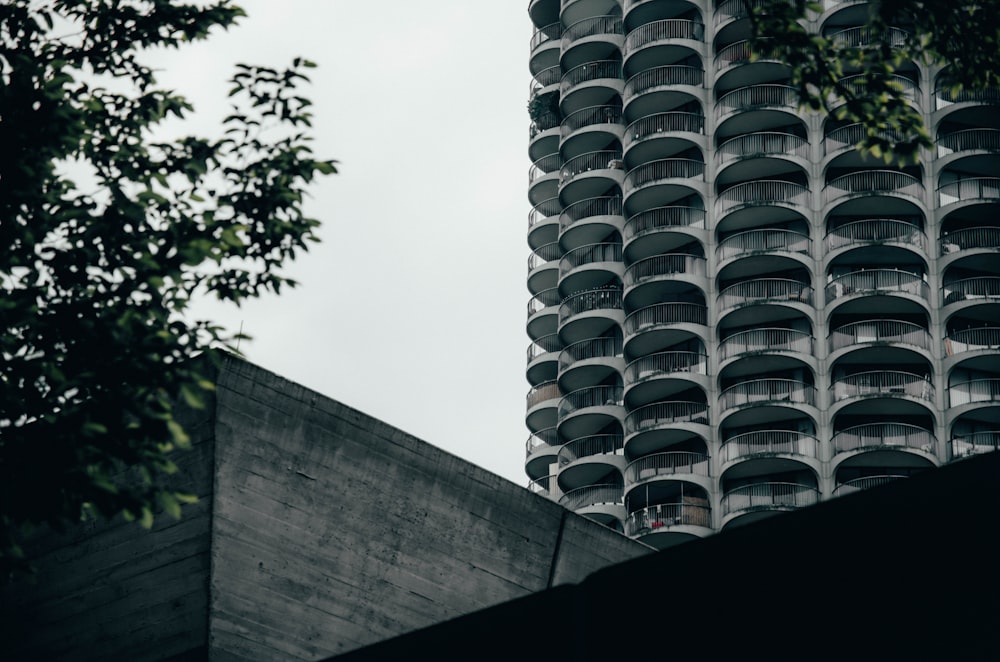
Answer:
[529,196,561,229]
[625,112,705,146]
[719,327,812,361]
[836,73,919,104]
[721,482,819,516]
[528,474,556,497]
[624,206,706,240]
[719,378,815,411]
[530,22,561,51]
[624,401,709,434]
[717,228,810,260]
[624,158,705,189]
[560,242,622,274]
[940,226,1000,254]
[559,287,623,324]
[525,426,558,455]
[717,180,810,214]
[624,253,706,287]
[829,26,909,48]
[561,60,622,96]
[527,380,560,409]
[716,84,798,114]
[527,333,561,363]
[559,335,622,371]
[561,150,624,185]
[937,128,1000,156]
[527,241,560,272]
[625,351,708,382]
[825,123,905,154]
[942,277,1000,304]
[719,430,818,464]
[624,302,708,335]
[559,385,623,419]
[824,170,924,205]
[561,196,622,231]
[717,131,808,164]
[562,15,623,50]
[718,278,813,310]
[951,431,1000,459]
[558,434,624,466]
[561,105,623,138]
[527,287,560,316]
[715,39,782,72]
[938,177,1000,205]
[829,319,930,352]
[529,153,560,183]
[949,379,1000,406]
[936,84,1000,108]
[715,0,770,25]
[531,64,561,91]
[831,422,935,455]
[825,269,928,302]
[833,475,905,497]
[625,502,711,535]
[946,327,1000,355]
[831,371,933,402]
[624,19,704,54]
[559,484,624,510]
[624,65,704,99]
[825,218,925,252]
[626,451,710,482]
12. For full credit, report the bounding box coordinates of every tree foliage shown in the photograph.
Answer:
[0,0,336,567]
[745,0,1000,163]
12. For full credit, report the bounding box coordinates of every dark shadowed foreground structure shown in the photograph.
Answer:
[1,357,650,660]
[334,451,1000,661]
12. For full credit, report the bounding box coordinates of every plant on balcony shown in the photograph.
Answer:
[528,90,562,135]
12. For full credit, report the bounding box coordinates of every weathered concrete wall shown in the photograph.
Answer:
[207,357,651,660]
[0,401,217,661]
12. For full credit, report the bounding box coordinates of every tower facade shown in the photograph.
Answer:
[525,0,1000,548]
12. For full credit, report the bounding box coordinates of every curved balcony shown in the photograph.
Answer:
[527,333,562,365]
[624,302,708,337]
[561,105,624,142]
[938,177,1000,206]
[559,243,623,289]
[825,218,926,253]
[527,241,560,296]
[624,158,705,191]
[829,319,930,353]
[825,123,905,156]
[951,431,1000,459]
[717,228,810,261]
[716,180,809,216]
[935,84,1000,110]
[942,277,1000,305]
[831,371,934,403]
[527,332,561,385]
[558,384,623,417]
[714,0,769,26]
[625,351,708,387]
[832,422,936,458]
[528,196,561,251]
[623,65,704,100]
[560,60,623,99]
[525,428,560,480]
[719,430,818,465]
[558,484,625,517]
[721,482,819,522]
[560,150,625,187]
[626,450,710,481]
[624,112,705,151]
[528,473,557,498]
[719,327,813,361]
[832,475,905,497]
[945,327,1000,356]
[560,196,623,249]
[624,19,704,55]
[625,401,709,436]
[937,128,1000,157]
[716,84,798,116]
[836,73,919,107]
[530,21,561,55]
[559,287,622,325]
[624,502,712,542]
[719,378,815,412]
[717,131,809,165]
[561,15,623,51]
[623,206,706,243]
[530,64,562,94]
[825,270,929,303]
[623,253,706,288]
[558,385,624,440]
[829,26,909,48]
[824,170,924,207]
[559,335,622,373]
[948,379,1000,407]
[528,152,560,184]
[526,286,560,340]
[526,380,561,432]
[714,40,782,73]
[718,278,813,311]
[940,226,1000,255]
[558,433,624,468]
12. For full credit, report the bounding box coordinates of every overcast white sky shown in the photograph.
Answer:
[144,2,532,484]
